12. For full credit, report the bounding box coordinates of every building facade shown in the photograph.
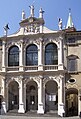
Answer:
[0,6,81,117]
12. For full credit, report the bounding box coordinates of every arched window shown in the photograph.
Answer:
[45,43,58,65]
[8,46,19,66]
[26,44,38,65]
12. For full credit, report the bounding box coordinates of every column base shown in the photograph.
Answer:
[18,103,25,113]
[1,101,7,114]
[2,67,6,72]
[19,66,24,72]
[58,64,64,70]
[38,65,43,71]
[58,103,65,117]
[37,103,44,114]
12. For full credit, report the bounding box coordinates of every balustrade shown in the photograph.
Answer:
[6,65,59,72]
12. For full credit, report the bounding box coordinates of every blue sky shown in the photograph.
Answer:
[0,0,81,36]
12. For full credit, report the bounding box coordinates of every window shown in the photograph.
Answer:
[26,44,38,65]
[68,55,78,72]
[45,43,58,65]
[8,46,19,66]
[68,79,76,83]
[67,37,76,45]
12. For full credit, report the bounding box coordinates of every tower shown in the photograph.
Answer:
[66,9,76,31]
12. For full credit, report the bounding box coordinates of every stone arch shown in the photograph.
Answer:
[24,42,39,52]
[44,39,59,49]
[0,95,3,112]
[7,78,20,87]
[8,80,19,110]
[45,79,58,112]
[65,88,78,117]
[44,76,59,88]
[7,43,20,53]
[25,77,39,88]
[26,79,38,111]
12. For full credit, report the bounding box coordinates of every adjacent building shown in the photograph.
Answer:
[0,6,81,117]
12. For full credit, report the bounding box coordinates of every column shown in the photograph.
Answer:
[1,78,7,114]
[19,40,24,71]
[2,40,6,72]
[78,89,81,116]
[37,76,44,114]
[18,77,25,113]
[43,85,45,111]
[58,76,65,117]
[38,38,43,71]
[58,37,63,70]
[6,84,9,112]
[24,84,26,112]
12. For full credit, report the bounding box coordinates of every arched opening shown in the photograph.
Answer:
[8,81,19,110]
[66,88,78,117]
[0,95,3,114]
[26,44,38,66]
[26,80,38,111]
[45,43,58,65]
[45,80,58,112]
[8,45,19,66]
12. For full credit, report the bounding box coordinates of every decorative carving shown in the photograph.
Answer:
[24,75,40,86]
[35,39,40,45]
[43,75,59,86]
[6,40,21,50]
[24,24,40,34]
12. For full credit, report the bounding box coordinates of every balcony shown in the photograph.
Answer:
[6,66,19,72]
[44,65,58,71]
[5,65,60,73]
[25,66,38,71]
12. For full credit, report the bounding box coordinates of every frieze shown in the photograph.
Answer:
[23,24,40,33]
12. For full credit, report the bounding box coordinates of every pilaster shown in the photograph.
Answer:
[18,77,25,113]
[19,40,24,71]
[2,40,6,72]
[38,38,43,71]
[58,37,63,70]
[37,76,44,114]
[1,78,7,114]
[24,84,26,111]
[78,89,81,116]
[58,76,65,117]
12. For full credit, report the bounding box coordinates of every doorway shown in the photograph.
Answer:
[45,80,58,112]
[66,88,78,116]
[8,81,19,110]
[26,81,38,111]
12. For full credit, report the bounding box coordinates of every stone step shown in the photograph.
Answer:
[6,110,59,117]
